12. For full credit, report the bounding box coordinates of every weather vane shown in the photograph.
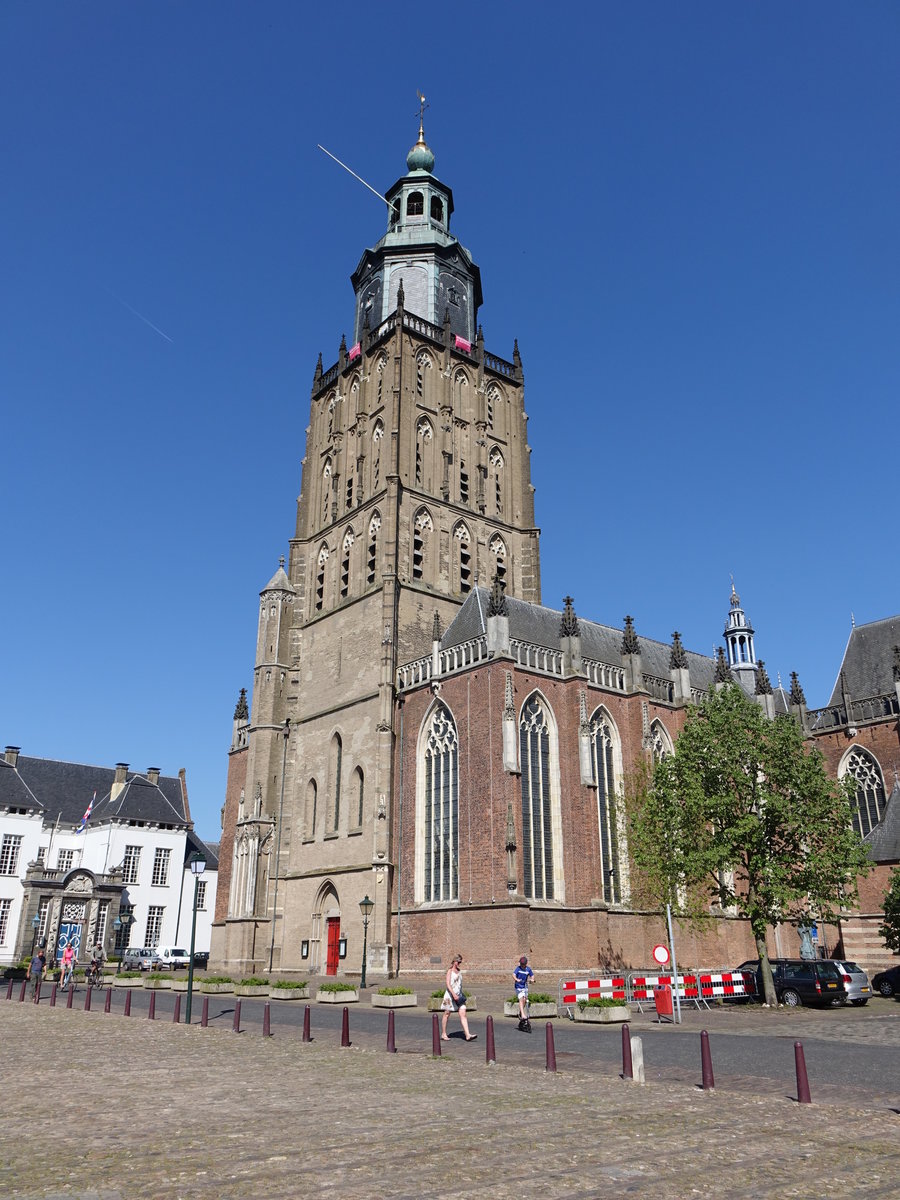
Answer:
[417,90,429,126]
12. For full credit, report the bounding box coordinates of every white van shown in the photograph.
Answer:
[156,947,191,970]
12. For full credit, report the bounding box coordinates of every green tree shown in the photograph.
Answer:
[629,684,870,1006]
[878,869,900,952]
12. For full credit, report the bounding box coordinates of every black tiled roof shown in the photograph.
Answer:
[0,756,188,829]
[828,617,900,707]
[866,780,900,863]
[186,828,219,871]
[440,588,718,692]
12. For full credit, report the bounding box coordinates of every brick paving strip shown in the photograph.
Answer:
[2,1005,898,1200]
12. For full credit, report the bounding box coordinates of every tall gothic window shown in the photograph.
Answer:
[372,420,384,492]
[375,355,386,407]
[416,351,432,399]
[330,734,342,834]
[489,446,504,516]
[421,704,459,902]
[486,384,499,430]
[340,528,354,599]
[322,458,332,526]
[590,709,621,904]
[842,747,887,838]
[453,369,469,417]
[489,534,507,590]
[352,767,364,828]
[519,695,557,900]
[649,720,673,763]
[315,543,329,612]
[416,416,433,488]
[453,522,472,594]
[366,511,381,585]
[306,779,318,839]
[413,509,432,581]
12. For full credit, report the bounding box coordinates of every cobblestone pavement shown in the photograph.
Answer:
[3,998,899,1199]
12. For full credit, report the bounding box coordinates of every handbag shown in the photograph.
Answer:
[455,991,467,1008]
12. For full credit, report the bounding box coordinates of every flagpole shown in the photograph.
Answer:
[47,814,60,864]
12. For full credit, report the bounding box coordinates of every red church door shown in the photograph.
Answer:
[325,918,341,976]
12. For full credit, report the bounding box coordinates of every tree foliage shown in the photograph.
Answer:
[629,684,870,1004]
[879,869,900,953]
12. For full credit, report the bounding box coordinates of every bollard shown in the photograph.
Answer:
[700,1029,715,1090]
[545,1022,557,1073]
[432,1013,442,1056]
[232,999,241,1033]
[794,1041,811,1104]
[148,991,156,1020]
[621,1023,633,1080]
[5,977,13,1000]
[19,980,27,1002]
[302,1004,311,1043]
[485,1014,496,1064]
[173,994,182,1024]
[124,990,132,1017]
[104,987,112,1014]
[630,1035,646,1085]
[67,984,74,1009]
[340,1006,350,1048]
[263,1002,272,1038]
[84,986,91,1012]
[50,984,58,1008]
[386,1009,396,1053]
[201,996,209,1029]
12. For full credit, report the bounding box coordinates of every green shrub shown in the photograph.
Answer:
[240,977,269,987]
[507,993,554,1005]
[118,971,143,979]
[577,997,627,1011]
[147,973,169,981]
[377,986,413,996]
[431,990,446,999]
[318,980,356,993]
[203,976,234,985]
[272,979,308,990]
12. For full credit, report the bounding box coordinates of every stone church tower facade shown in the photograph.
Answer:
[212,117,541,976]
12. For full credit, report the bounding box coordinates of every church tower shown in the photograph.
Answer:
[723,581,758,694]
[214,110,541,977]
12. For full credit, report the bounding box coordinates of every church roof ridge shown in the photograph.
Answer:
[826,614,900,707]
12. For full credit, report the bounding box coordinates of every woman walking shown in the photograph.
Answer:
[441,954,476,1041]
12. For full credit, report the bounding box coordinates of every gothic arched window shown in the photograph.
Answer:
[489,445,504,517]
[366,511,381,585]
[306,779,318,839]
[453,522,472,594]
[415,351,433,400]
[352,767,364,829]
[407,191,424,216]
[649,720,673,764]
[339,529,354,599]
[315,543,329,612]
[430,196,444,224]
[329,734,343,834]
[419,703,459,903]
[519,695,561,900]
[489,534,507,590]
[321,458,332,526]
[841,746,887,838]
[375,355,386,408]
[590,709,622,904]
[486,384,500,430]
[416,416,433,488]
[413,508,432,582]
[372,420,384,492]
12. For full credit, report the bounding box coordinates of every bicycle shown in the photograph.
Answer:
[86,963,103,988]
[59,965,76,992]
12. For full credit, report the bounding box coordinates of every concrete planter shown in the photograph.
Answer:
[427,995,477,1012]
[503,1001,558,1019]
[235,985,271,997]
[316,988,359,1003]
[143,978,172,990]
[199,982,235,994]
[372,992,417,1009]
[572,1004,630,1024]
[114,977,143,988]
[171,979,201,992]
[268,987,310,1001]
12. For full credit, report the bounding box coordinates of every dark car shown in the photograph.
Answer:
[871,964,900,997]
[192,951,210,969]
[738,958,847,1007]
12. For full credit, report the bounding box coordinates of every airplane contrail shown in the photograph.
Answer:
[104,286,173,343]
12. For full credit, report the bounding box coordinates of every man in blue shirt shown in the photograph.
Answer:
[514,956,534,1031]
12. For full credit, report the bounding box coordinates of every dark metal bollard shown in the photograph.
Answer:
[485,1014,496,1064]
[302,1004,311,1043]
[621,1022,633,1080]
[124,990,132,1017]
[262,1002,272,1038]
[700,1029,715,1090]
[84,986,91,1012]
[104,987,112,1014]
[386,1009,396,1053]
[432,1013,442,1056]
[67,984,74,1009]
[148,991,156,1020]
[201,996,209,1028]
[19,980,27,1002]
[5,977,13,1000]
[50,984,58,1008]
[545,1022,557,1073]
[173,994,181,1024]
[794,1041,811,1104]
[340,1006,350,1047]
[232,999,241,1033]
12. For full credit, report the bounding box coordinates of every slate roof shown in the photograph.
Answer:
[828,617,900,707]
[440,588,719,692]
[186,828,219,871]
[0,756,188,829]
[865,779,900,863]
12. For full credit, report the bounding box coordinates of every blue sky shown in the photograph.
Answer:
[2,3,898,842]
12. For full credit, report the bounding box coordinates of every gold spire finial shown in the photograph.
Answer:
[416,90,429,139]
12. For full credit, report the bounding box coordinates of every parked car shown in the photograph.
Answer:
[192,951,209,969]
[831,960,870,1005]
[156,947,191,970]
[739,958,847,1007]
[871,964,900,997]
[121,948,162,972]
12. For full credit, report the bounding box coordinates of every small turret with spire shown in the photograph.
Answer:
[723,580,758,695]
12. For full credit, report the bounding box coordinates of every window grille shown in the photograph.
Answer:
[0,899,11,945]
[844,747,887,838]
[195,881,207,911]
[590,712,621,904]
[56,848,74,873]
[331,736,343,833]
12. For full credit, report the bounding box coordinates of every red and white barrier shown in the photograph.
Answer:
[559,976,627,1008]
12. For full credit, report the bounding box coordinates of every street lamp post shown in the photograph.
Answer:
[185,853,206,1025]
[358,895,373,990]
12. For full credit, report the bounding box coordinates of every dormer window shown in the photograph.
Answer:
[407,191,424,216]
[430,196,444,223]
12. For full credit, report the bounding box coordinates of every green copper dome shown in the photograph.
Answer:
[406,126,435,174]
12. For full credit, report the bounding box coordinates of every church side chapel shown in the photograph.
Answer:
[212,107,900,980]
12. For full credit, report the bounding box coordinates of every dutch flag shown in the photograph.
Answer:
[75,791,96,834]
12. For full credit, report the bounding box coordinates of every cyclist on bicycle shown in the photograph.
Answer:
[88,943,105,985]
[60,943,76,989]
